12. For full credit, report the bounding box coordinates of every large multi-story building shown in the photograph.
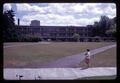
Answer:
[15,20,115,42]
[16,25,94,41]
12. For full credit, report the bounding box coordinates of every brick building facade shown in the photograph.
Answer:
[15,19,115,42]
[16,25,94,41]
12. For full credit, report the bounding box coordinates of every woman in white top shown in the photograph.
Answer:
[85,49,90,68]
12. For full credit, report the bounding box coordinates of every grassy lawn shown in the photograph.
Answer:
[79,47,116,67]
[4,42,116,68]
[75,75,116,80]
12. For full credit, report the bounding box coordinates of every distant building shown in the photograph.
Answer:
[16,25,94,41]
[30,20,40,26]
[15,19,116,42]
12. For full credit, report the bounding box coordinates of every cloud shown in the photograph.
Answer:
[14,16,17,25]
[3,3,12,12]
[14,3,116,26]
[16,3,47,14]
[16,3,33,12]
[20,13,100,26]
[104,6,116,18]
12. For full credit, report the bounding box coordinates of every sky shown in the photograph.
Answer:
[3,3,116,26]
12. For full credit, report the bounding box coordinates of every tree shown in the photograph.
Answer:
[105,17,116,37]
[92,15,114,37]
[106,21,116,37]
[92,21,101,37]
[3,10,20,42]
[99,15,111,36]
[72,33,80,42]
[25,34,42,42]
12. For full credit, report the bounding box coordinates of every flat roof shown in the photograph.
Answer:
[15,25,88,28]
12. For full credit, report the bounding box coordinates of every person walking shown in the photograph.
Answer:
[85,49,90,68]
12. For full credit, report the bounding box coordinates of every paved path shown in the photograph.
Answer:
[29,44,116,68]
[3,42,51,48]
[4,67,116,80]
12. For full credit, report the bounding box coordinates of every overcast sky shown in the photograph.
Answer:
[3,3,116,26]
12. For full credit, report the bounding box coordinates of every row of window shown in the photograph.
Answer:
[18,27,90,32]
[22,32,88,37]
[16,26,91,37]
[19,29,89,33]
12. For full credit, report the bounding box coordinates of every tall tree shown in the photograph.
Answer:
[105,17,116,37]
[99,15,111,36]
[92,21,101,37]
[3,10,19,42]
[92,15,113,37]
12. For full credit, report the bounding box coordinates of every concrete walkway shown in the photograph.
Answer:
[4,67,116,80]
[30,44,116,68]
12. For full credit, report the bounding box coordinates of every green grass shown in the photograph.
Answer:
[75,75,116,80]
[4,42,116,68]
[79,47,116,67]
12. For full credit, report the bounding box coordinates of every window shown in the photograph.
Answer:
[68,28,74,32]
[59,28,66,32]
